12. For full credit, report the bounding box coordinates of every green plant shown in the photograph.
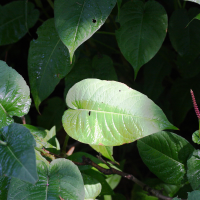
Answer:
[1,0,200,199]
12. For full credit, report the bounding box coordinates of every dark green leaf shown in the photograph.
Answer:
[117,0,122,18]
[187,150,200,190]
[0,176,10,200]
[116,0,167,78]
[7,159,85,200]
[169,8,200,59]
[64,55,117,97]
[137,131,194,184]
[0,61,31,129]
[62,79,177,146]
[37,97,66,131]
[192,130,200,144]
[28,19,72,111]
[0,1,39,45]
[54,0,116,62]
[170,75,200,125]
[143,49,172,101]
[187,190,200,200]
[0,123,38,184]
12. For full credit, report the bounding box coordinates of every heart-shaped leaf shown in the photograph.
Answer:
[0,61,31,129]
[0,1,39,45]
[137,131,195,184]
[0,123,38,184]
[28,19,72,111]
[7,159,85,200]
[116,0,167,78]
[54,0,116,62]
[187,190,200,200]
[62,79,177,146]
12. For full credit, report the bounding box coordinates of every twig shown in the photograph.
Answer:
[21,116,26,124]
[74,156,186,200]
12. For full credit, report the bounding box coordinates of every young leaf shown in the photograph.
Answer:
[187,190,200,200]
[28,19,72,111]
[0,123,38,184]
[187,150,200,190]
[62,79,177,146]
[0,1,39,45]
[169,8,200,59]
[7,159,85,200]
[116,0,167,78]
[0,61,31,129]
[82,173,102,199]
[192,130,200,144]
[54,0,116,62]
[64,55,117,97]
[0,176,11,200]
[90,145,116,163]
[137,131,195,185]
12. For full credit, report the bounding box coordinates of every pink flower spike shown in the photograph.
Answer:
[190,89,200,119]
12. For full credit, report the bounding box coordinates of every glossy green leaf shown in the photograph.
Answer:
[82,173,102,199]
[0,1,39,45]
[170,75,200,125]
[169,8,200,58]
[106,174,121,190]
[8,159,85,200]
[28,19,72,111]
[137,131,195,184]
[116,0,167,78]
[37,97,66,131]
[64,55,117,96]
[35,150,49,166]
[90,145,115,163]
[0,176,10,200]
[54,0,116,62]
[192,130,200,144]
[62,79,177,146]
[0,61,31,129]
[143,49,172,101]
[172,198,181,200]
[187,150,200,190]
[187,190,200,200]
[0,123,38,184]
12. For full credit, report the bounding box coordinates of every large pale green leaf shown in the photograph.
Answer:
[7,159,85,200]
[137,131,195,185]
[28,19,72,111]
[187,191,200,200]
[0,61,31,129]
[82,173,102,200]
[0,123,38,184]
[116,0,167,78]
[187,150,200,190]
[64,55,118,97]
[54,0,116,62]
[0,176,10,200]
[185,0,200,5]
[62,79,177,146]
[37,97,66,131]
[169,8,200,59]
[0,1,39,45]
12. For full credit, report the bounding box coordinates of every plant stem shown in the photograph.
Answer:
[61,134,69,157]
[0,140,7,146]
[96,31,115,36]
[177,0,182,8]
[47,0,54,9]
[91,38,121,54]
[21,116,26,124]
[35,147,55,160]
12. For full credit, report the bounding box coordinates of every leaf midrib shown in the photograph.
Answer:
[0,15,23,29]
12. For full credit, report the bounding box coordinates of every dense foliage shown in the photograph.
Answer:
[1,0,200,199]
